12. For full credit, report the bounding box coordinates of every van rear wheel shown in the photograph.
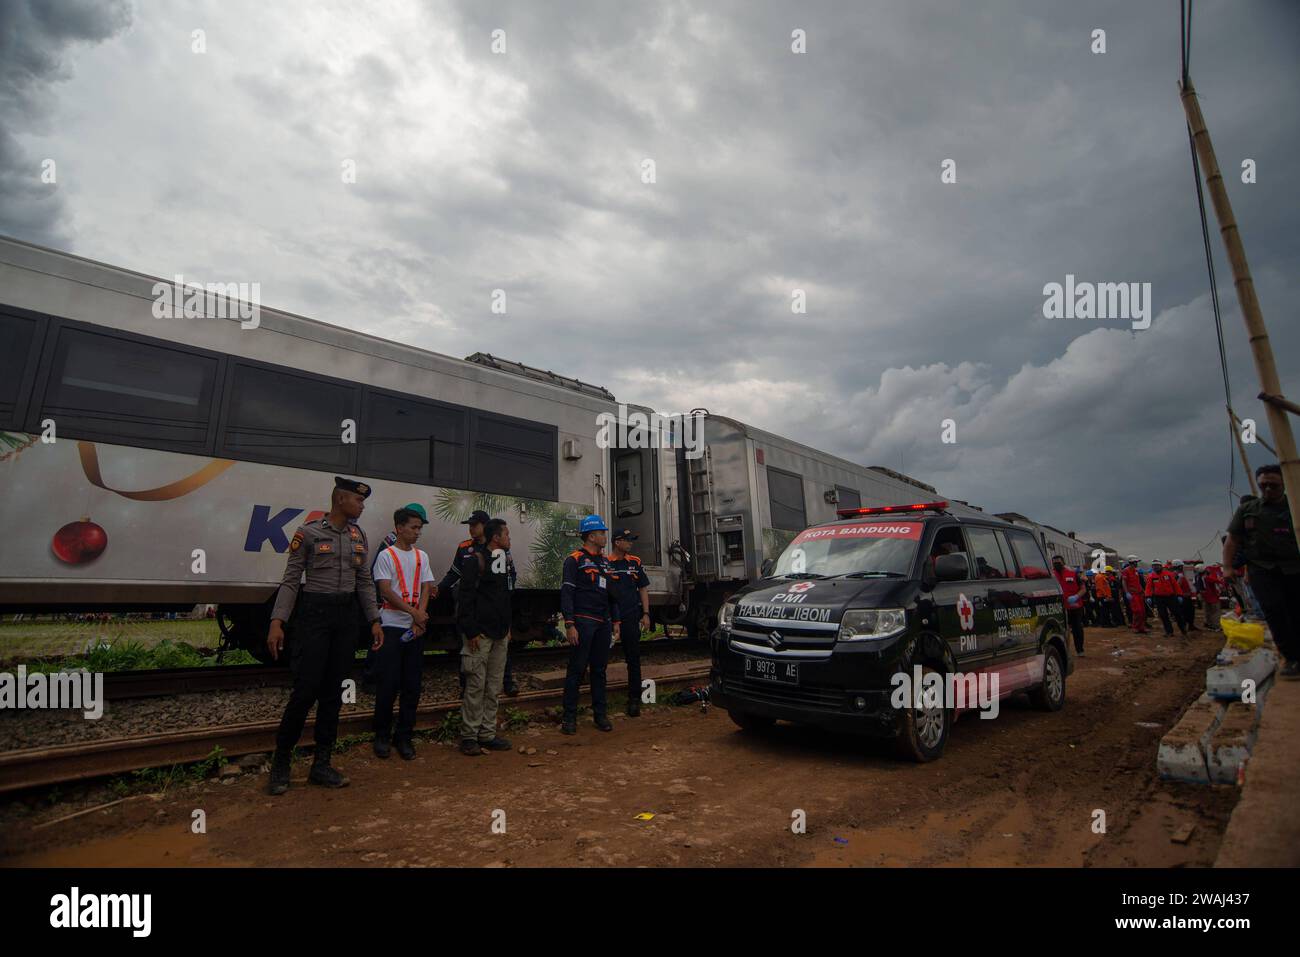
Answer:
[729,709,776,733]
[1029,644,1066,711]
[894,664,950,762]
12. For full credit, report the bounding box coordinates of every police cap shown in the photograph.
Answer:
[463,510,491,526]
[335,476,372,498]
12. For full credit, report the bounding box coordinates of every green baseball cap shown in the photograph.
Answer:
[403,502,428,522]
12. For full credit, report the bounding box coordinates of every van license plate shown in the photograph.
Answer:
[744,656,799,685]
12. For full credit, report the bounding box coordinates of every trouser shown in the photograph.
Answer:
[1119,595,1132,624]
[1097,600,1114,627]
[1154,595,1184,636]
[1248,567,1300,663]
[619,611,643,707]
[275,593,357,755]
[460,634,509,742]
[1128,593,1148,632]
[373,626,424,742]
[1204,600,1221,631]
[1177,596,1195,631]
[460,643,513,690]
[563,618,611,720]
[1066,609,1085,654]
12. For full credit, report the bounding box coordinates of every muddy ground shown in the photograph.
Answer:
[0,626,1237,867]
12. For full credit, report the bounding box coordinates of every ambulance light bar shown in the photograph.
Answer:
[836,501,949,518]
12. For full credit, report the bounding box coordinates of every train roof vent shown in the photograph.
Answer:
[464,352,616,401]
[866,466,938,494]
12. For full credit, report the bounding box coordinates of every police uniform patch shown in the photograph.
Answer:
[290,532,303,552]
[353,543,366,553]
[316,541,335,554]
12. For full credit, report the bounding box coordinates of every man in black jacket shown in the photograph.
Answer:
[456,518,515,755]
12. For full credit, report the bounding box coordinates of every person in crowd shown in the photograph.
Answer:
[371,506,435,760]
[1121,558,1149,634]
[456,518,516,754]
[265,477,384,795]
[1052,556,1087,656]
[1201,562,1224,632]
[560,515,621,734]
[1145,559,1187,638]
[1224,464,1300,679]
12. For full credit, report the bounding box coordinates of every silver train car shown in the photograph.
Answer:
[0,235,1084,657]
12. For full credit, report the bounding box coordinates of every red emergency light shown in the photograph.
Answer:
[836,500,949,518]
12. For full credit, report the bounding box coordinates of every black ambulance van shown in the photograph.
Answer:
[709,501,1072,761]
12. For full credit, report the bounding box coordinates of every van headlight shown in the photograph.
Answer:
[837,608,906,641]
[718,601,736,629]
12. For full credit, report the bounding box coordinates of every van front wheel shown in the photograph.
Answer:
[1029,644,1066,712]
[894,664,950,762]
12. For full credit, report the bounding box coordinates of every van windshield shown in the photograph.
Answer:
[774,521,923,578]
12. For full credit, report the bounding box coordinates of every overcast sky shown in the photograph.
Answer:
[3,0,1297,562]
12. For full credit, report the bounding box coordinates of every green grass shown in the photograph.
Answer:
[106,746,228,798]
[15,637,256,674]
[0,618,225,665]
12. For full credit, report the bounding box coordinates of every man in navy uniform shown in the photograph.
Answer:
[608,528,651,717]
[560,514,621,734]
[266,476,384,795]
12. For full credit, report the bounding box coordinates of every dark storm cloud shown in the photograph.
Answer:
[2,0,1296,560]
[0,0,132,246]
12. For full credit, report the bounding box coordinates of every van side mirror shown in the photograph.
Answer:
[760,558,775,578]
[935,553,969,582]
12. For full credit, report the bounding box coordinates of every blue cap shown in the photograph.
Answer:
[579,514,608,534]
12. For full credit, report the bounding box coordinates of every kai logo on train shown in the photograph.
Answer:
[244,505,328,552]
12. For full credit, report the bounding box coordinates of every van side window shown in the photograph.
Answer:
[1005,528,1051,580]
[966,526,1009,579]
[928,525,970,578]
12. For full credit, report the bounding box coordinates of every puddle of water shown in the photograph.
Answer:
[6,826,245,867]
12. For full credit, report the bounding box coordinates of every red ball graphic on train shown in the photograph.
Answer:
[52,517,108,564]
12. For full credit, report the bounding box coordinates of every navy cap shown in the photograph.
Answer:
[612,528,639,542]
[462,510,490,525]
[334,476,372,498]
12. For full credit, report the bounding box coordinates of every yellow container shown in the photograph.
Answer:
[1221,617,1266,650]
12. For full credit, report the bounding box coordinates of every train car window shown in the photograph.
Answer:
[359,390,467,488]
[615,449,645,518]
[220,362,357,470]
[0,311,42,429]
[470,411,556,500]
[965,526,1010,579]
[835,485,861,510]
[767,467,806,531]
[1005,527,1051,580]
[39,325,218,452]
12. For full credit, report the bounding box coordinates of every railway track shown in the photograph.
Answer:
[100,636,706,700]
[0,661,713,794]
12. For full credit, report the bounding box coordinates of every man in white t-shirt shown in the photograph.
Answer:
[371,507,435,760]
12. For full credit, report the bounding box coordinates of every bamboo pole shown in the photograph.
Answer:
[1181,81,1300,537]
[1231,408,1276,459]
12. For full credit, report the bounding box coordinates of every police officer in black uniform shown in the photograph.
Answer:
[560,514,621,734]
[266,477,384,795]
[608,528,651,717]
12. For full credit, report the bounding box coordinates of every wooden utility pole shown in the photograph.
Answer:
[1180,80,1300,535]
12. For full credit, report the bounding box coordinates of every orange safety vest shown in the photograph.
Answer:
[381,547,423,609]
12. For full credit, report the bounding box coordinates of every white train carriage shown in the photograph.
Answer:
[0,237,680,657]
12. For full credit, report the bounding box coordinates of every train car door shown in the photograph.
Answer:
[613,445,660,562]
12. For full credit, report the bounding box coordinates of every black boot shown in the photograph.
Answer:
[308,757,350,788]
[594,715,613,732]
[267,750,291,796]
[373,735,391,759]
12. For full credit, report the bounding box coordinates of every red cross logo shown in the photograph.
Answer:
[957,593,975,632]
[788,581,816,593]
